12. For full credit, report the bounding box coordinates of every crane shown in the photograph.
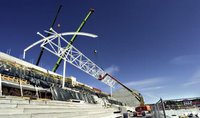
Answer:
[99,73,144,105]
[23,8,147,112]
[23,8,115,88]
[99,73,152,117]
[52,8,94,72]
[24,27,150,116]
[24,8,144,101]
[36,5,62,66]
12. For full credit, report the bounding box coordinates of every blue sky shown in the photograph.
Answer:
[1,0,200,104]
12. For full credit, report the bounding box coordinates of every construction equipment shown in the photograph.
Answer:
[52,8,94,72]
[36,5,62,66]
[133,105,152,117]
[24,8,149,114]
[99,73,152,117]
[99,73,144,104]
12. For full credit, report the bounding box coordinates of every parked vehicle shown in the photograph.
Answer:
[133,105,152,117]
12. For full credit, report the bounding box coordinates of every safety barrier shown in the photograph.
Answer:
[153,98,167,118]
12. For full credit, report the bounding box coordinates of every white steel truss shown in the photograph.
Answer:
[23,28,116,87]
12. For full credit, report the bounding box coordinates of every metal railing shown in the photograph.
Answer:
[153,98,167,118]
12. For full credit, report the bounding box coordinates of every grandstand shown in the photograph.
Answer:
[0,52,124,118]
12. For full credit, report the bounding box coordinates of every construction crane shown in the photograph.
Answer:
[100,73,152,117]
[23,28,151,116]
[36,5,62,66]
[24,26,150,115]
[23,8,115,88]
[52,8,94,72]
[99,73,144,105]
[24,8,147,111]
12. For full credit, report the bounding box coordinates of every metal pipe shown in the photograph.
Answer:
[36,5,62,66]
[52,8,94,72]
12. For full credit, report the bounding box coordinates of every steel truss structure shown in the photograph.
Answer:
[23,28,116,87]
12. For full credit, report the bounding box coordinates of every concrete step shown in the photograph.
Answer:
[0,96,84,105]
[46,100,78,105]
[31,112,89,118]
[0,114,31,118]
[0,97,120,118]
[0,108,24,115]
[0,99,29,104]
[0,102,103,110]
[29,100,46,105]
[0,98,99,106]
[0,104,17,108]
[17,104,102,109]
[0,107,117,118]
[23,108,109,114]
[45,100,98,106]
[0,99,11,104]
[0,96,30,100]
[0,113,120,118]
[67,112,115,118]
[31,110,114,118]
[11,99,30,104]
[0,107,110,117]
[0,99,30,104]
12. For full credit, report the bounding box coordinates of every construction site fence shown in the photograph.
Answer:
[153,98,167,118]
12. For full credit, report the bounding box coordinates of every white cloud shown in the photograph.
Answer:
[123,77,166,103]
[183,80,200,86]
[140,86,164,91]
[124,77,164,88]
[105,65,119,75]
[171,55,200,86]
[183,69,200,86]
[171,55,200,65]
[192,69,200,78]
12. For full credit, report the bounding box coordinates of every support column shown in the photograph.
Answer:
[19,79,23,97]
[62,60,66,88]
[110,86,112,98]
[0,74,2,96]
[35,85,39,98]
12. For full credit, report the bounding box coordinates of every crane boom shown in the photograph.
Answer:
[36,5,62,66]
[100,73,144,105]
[52,8,94,72]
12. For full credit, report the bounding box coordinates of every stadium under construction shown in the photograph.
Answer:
[0,6,146,118]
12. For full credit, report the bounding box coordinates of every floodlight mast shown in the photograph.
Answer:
[52,8,94,72]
